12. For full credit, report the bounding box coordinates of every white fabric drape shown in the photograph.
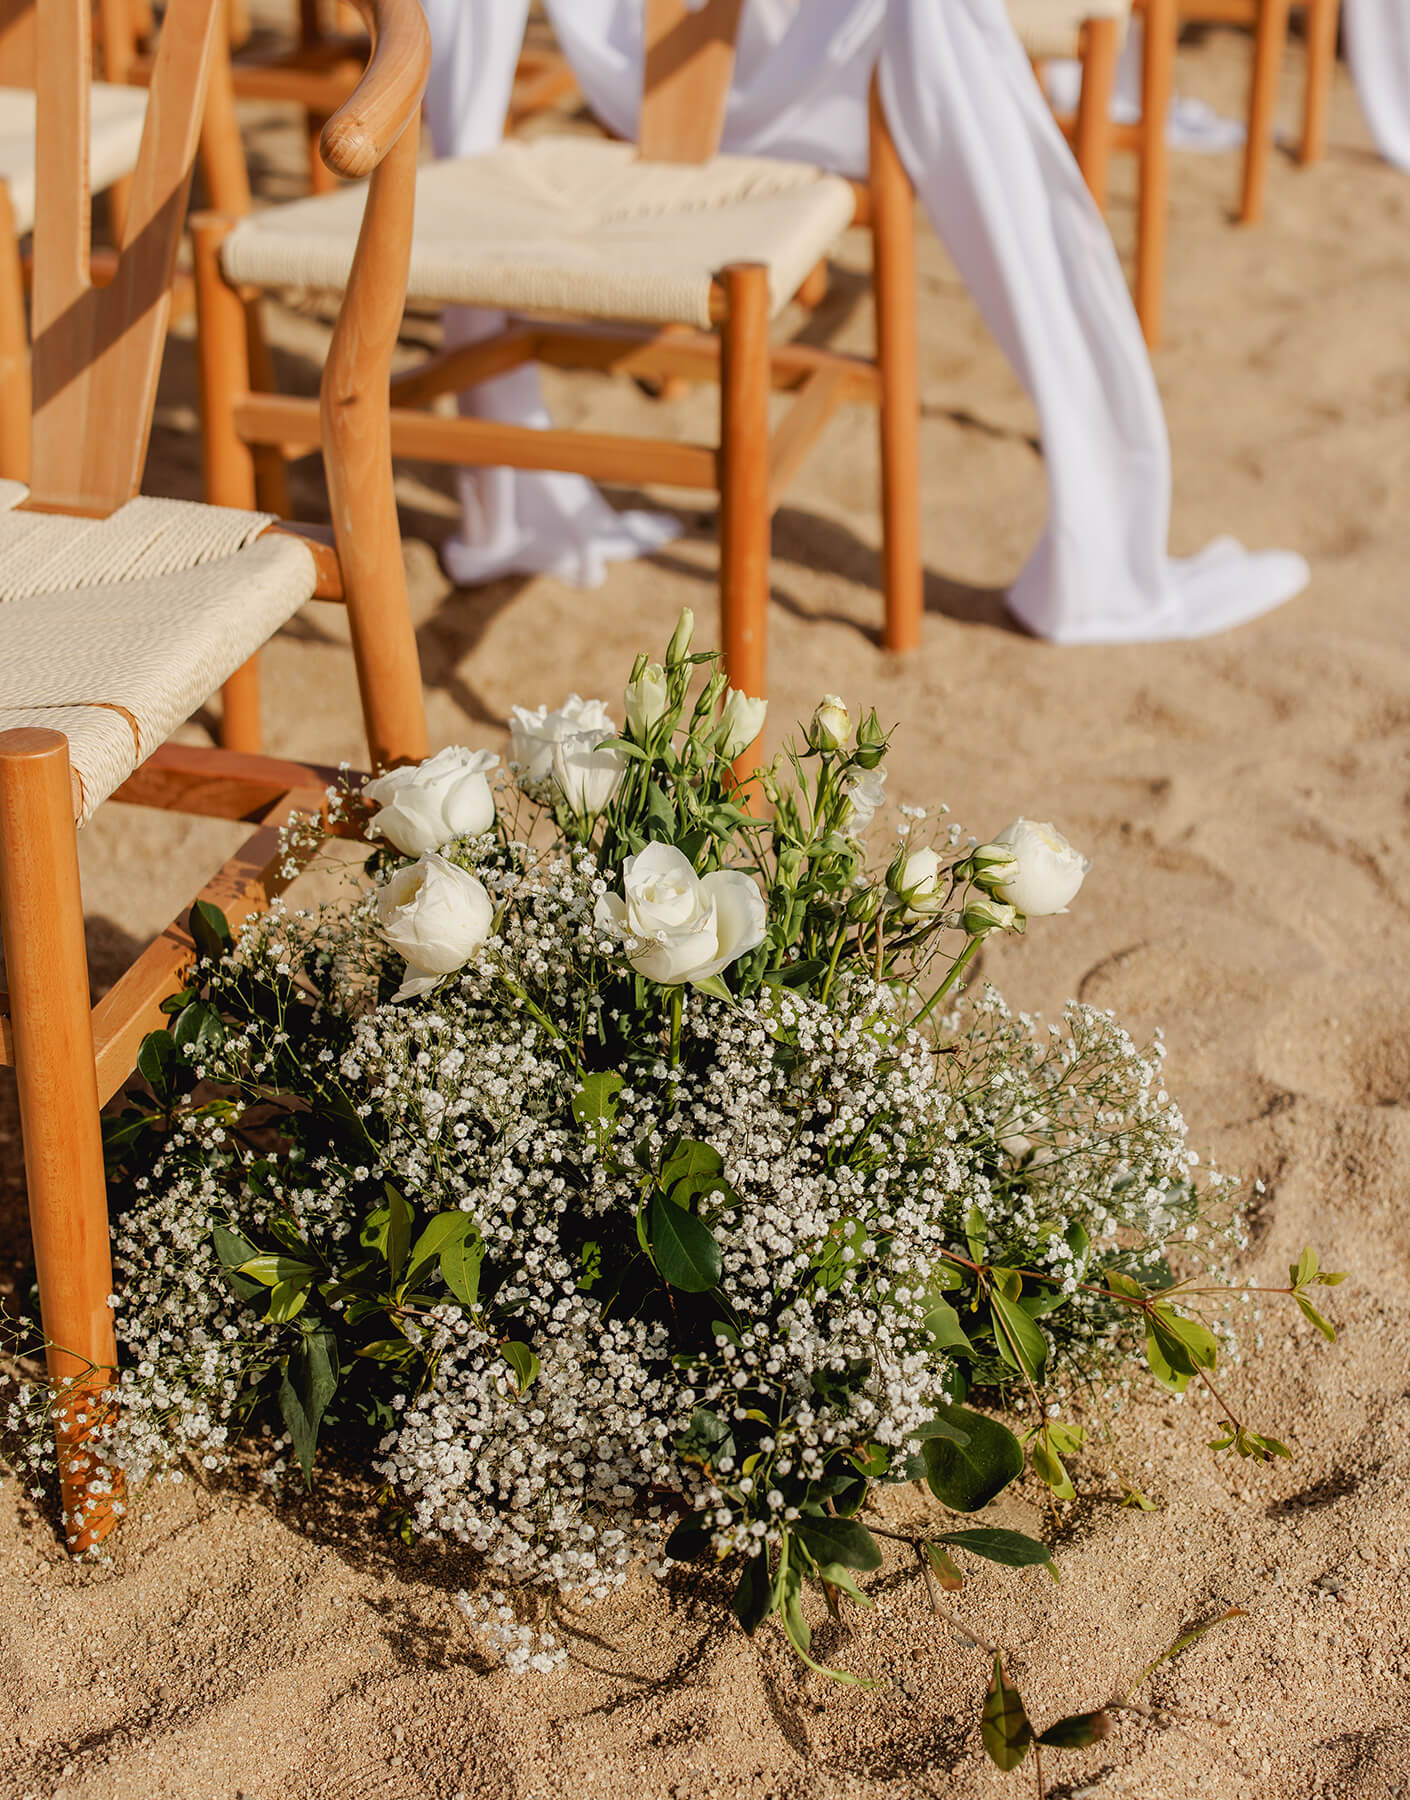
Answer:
[418,0,1309,644]
[1346,0,1410,173]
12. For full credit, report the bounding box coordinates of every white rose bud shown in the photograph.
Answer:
[991,818,1090,916]
[624,663,669,741]
[968,842,1020,890]
[718,688,767,760]
[376,852,494,1000]
[889,845,946,921]
[808,695,852,751]
[840,765,887,834]
[508,695,615,784]
[595,842,766,987]
[362,746,497,857]
[666,608,696,665]
[962,895,1019,936]
[552,730,628,819]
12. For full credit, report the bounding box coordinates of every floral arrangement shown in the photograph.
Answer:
[11,615,1341,1717]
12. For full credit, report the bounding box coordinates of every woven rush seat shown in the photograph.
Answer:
[219,137,858,329]
[0,485,316,822]
[1007,0,1130,58]
[0,84,148,233]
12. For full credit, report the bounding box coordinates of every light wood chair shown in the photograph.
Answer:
[192,0,923,727]
[1012,0,1180,347]
[0,0,429,1553]
[1165,0,1341,225]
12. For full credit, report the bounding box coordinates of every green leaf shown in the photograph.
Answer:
[673,1407,734,1469]
[964,1205,988,1261]
[662,1513,712,1564]
[1037,1709,1110,1748]
[1144,1310,1194,1393]
[648,1191,723,1292]
[356,1337,414,1362]
[690,973,734,1002]
[136,1029,179,1102]
[935,1528,1054,1572]
[992,1267,1022,1303]
[277,1328,338,1484]
[1124,1606,1247,1702]
[1294,1293,1336,1342]
[923,1543,965,1591]
[572,1072,625,1153]
[921,1403,1024,1512]
[266,1276,311,1324]
[384,1183,412,1286]
[439,1231,484,1308]
[238,1253,318,1288]
[1031,1436,1075,1501]
[910,1414,972,1445]
[793,1514,882,1573]
[816,1562,874,1609]
[213,1224,258,1268]
[1292,1246,1319,1289]
[1105,1270,1146,1300]
[1044,1420,1086,1456]
[662,1140,725,1188]
[189,899,232,963]
[732,1552,773,1634]
[404,1210,471,1286]
[981,1654,1032,1770]
[500,1341,540,1395]
[923,1298,975,1353]
[172,1000,225,1056]
[989,1291,1049,1381]
[1159,1307,1219,1372]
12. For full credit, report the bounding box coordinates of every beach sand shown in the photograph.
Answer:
[1,20,1408,1799]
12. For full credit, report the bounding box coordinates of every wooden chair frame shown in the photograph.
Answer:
[0,0,429,1552]
[196,0,924,723]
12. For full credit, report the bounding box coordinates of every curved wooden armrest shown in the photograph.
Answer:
[319,0,430,182]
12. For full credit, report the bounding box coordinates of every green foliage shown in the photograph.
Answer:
[920,1403,1026,1512]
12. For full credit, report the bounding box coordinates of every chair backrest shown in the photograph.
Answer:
[28,0,221,515]
[639,0,744,164]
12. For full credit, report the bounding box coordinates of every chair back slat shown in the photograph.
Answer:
[0,0,36,83]
[28,0,221,513]
[639,0,743,164]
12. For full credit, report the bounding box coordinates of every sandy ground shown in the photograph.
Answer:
[2,19,1409,1800]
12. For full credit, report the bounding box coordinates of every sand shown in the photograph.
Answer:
[3,19,1410,1800]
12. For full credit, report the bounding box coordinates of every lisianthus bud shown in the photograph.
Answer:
[776,844,807,889]
[624,662,668,741]
[962,895,1020,936]
[666,608,695,666]
[968,842,1021,891]
[853,708,888,770]
[888,846,946,921]
[991,819,1090,916]
[847,884,882,926]
[808,695,852,752]
[719,688,767,760]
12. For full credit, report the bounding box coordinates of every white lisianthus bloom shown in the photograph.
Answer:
[808,695,852,751]
[595,843,766,987]
[376,852,495,1000]
[362,747,497,856]
[890,845,947,921]
[508,695,615,783]
[624,663,669,740]
[718,688,767,759]
[840,765,887,834]
[992,818,1090,915]
[552,732,628,819]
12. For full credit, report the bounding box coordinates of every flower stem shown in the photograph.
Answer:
[911,933,984,1032]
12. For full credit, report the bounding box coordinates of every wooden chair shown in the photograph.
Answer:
[0,0,428,1553]
[1165,0,1341,225]
[192,0,923,729]
[1012,0,1180,347]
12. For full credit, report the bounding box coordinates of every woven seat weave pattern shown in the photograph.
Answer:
[0,83,148,235]
[221,137,857,329]
[1007,0,1131,58]
[0,489,316,824]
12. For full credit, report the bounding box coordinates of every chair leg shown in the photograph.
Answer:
[717,262,771,724]
[245,300,291,518]
[796,259,830,310]
[1075,17,1121,210]
[1242,0,1292,222]
[0,185,30,485]
[868,82,923,655]
[0,730,123,1555]
[1136,0,1176,347]
[1299,0,1340,165]
[192,213,263,753]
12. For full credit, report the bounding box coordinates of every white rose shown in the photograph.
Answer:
[552,730,627,818]
[992,818,1090,916]
[508,695,615,783]
[624,663,669,740]
[840,765,887,834]
[718,688,767,760]
[376,852,495,1000]
[808,695,851,751]
[891,845,946,920]
[595,842,766,987]
[362,746,497,857]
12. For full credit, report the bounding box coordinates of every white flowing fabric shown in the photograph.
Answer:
[1346,0,1410,173]
[419,0,1309,644]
